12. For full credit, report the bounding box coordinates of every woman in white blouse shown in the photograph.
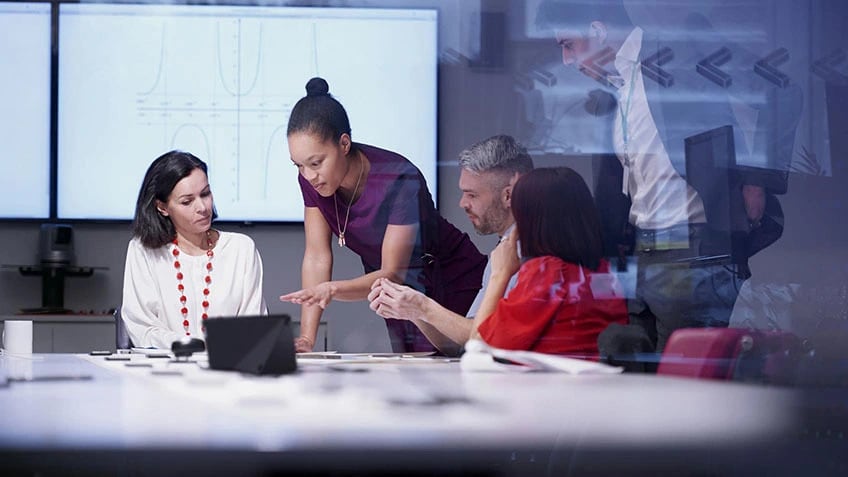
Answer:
[121,150,267,348]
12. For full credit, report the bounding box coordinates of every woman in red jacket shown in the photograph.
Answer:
[472,167,627,357]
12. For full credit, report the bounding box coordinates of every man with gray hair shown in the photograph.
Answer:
[368,135,534,355]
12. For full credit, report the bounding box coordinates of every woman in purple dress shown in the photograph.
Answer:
[280,78,486,353]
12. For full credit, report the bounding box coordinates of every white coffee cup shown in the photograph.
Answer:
[2,320,33,354]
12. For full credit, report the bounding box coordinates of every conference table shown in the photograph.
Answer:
[0,352,843,476]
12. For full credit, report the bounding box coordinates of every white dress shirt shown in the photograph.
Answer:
[612,27,706,230]
[121,231,268,348]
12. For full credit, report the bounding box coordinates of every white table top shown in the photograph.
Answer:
[0,353,837,475]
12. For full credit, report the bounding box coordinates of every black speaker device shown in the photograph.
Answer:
[39,224,75,265]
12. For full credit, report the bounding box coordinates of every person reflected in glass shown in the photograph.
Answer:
[537,0,799,359]
[122,151,268,349]
[280,77,486,353]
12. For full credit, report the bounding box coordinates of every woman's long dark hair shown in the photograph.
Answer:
[132,150,216,249]
[512,167,604,270]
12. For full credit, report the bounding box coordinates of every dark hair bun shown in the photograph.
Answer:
[305,77,330,97]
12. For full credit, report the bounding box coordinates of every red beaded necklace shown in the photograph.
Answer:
[172,230,214,336]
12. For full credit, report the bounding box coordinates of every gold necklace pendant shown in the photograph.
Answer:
[333,152,365,250]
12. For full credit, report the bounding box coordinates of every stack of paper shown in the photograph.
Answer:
[460,339,623,374]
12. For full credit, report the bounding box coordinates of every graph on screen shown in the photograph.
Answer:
[58,3,437,221]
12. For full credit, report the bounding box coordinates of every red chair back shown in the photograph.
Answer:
[658,328,801,382]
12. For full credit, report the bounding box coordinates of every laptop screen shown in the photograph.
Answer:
[205,315,296,375]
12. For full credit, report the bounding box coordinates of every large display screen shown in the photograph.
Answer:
[58,3,438,221]
[0,2,51,219]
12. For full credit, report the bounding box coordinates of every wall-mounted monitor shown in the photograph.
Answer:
[0,2,51,219]
[57,3,438,221]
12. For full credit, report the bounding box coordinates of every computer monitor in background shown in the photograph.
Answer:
[57,3,438,222]
[684,125,745,263]
[0,2,51,219]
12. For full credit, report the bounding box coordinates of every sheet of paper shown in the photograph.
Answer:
[460,339,623,374]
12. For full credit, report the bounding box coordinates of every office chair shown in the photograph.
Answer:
[114,307,134,349]
[657,327,801,382]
